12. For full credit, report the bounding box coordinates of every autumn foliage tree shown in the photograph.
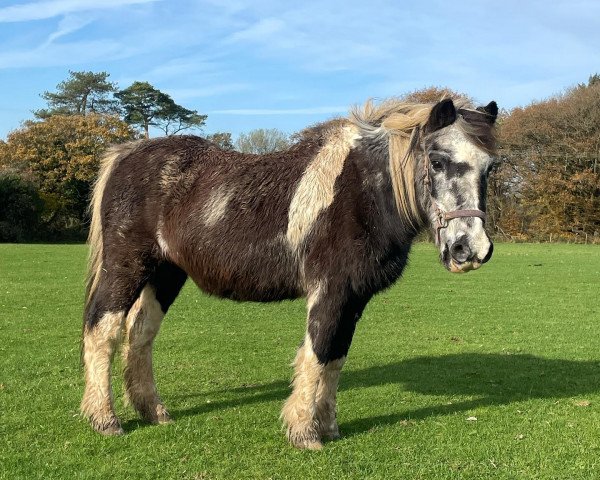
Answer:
[0,70,219,240]
[0,114,135,235]
[401,86,472,104]
[496,77,600,240]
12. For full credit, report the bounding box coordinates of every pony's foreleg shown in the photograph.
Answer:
[281,334,324,450]
[282,285,366,449]
[315,357,345,440]
[122,286,170,424]
[81,309,126,435]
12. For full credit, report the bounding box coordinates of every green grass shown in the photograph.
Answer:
[1,242,599,479]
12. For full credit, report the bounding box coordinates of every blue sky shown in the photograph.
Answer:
[0,0,599,140]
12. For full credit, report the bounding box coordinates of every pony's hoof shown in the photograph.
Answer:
[304,440,323,450]
[157,412,173,425]
[136,403,172,425]
[100,424,124,436]
[96,421,124,436]
[293,438,323,450]
[87,413,123,436]
[287,429,323,450]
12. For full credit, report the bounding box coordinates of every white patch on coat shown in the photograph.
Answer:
[286,125,361,251]
[306,281,323,313]
[202,186,234,227]
[156,221,169,256]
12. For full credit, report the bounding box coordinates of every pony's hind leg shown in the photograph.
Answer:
[122,286,168,424]
[123,262,187,425]
[81,285,131,435]
[81,246,157,435]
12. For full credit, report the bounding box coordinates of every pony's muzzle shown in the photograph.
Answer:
[445,234,492,273]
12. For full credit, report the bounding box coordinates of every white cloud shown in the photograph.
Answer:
[222,3,405,73]
[0,0,161,23]
[0,40,133,69]
[43,14,93,45]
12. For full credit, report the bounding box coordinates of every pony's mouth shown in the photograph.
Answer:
[441,246,482,273]
[446,258,482,273]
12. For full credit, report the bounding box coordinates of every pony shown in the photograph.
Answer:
[81,97,498,449]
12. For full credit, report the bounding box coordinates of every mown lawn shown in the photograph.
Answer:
[0,242,599,479]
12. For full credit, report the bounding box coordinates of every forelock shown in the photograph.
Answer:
[454,109,497,154]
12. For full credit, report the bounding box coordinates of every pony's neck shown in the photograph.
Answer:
[352,136,426,246]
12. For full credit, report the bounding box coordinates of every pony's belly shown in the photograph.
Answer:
[183,244,303,302]
[190,270,302,302]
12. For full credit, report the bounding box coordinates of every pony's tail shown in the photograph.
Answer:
[85,144,134,314]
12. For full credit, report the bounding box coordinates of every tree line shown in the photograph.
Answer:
[491,75,600,242]
[0,71,598,242]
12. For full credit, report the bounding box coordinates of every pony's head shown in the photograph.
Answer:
[420,99,497,272]
[352,96,498,273]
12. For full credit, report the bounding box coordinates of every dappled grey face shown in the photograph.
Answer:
[426,124,494,273]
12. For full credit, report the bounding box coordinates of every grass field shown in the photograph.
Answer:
[1,242,599,479]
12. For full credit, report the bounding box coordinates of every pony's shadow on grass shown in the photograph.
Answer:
[164,379,290,423]
[165,353,600,437]
[339,353,600,437]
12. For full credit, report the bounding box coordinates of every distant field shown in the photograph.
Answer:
[1,242,599,479]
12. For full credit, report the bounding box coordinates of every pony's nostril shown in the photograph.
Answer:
[450,237,471,263]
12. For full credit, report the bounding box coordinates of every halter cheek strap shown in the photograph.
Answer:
[421,138,487,244]
[431,203,487,244]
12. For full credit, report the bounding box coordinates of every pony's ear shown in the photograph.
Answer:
[425,99,457,134]
[476,101,498,124]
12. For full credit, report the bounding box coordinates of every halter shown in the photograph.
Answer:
[420,135,487,245]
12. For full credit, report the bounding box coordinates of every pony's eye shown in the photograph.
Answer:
[431,160,444,172]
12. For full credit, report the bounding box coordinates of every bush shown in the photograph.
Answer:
[0,173,44,242]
